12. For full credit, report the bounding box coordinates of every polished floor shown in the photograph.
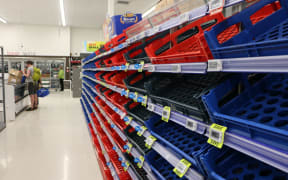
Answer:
[0,92,103,180]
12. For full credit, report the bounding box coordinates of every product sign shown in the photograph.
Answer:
[85,41,105,52]
[120,12,139,24]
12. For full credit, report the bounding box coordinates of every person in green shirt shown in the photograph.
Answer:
[58,65,64,91]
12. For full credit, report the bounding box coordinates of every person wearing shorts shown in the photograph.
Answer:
[24,61,37,111]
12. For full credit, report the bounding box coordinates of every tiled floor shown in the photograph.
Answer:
[0,92,103,180]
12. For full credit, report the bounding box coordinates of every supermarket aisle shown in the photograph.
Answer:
[0,92,103,180]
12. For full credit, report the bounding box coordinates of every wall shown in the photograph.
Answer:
[0,24,105,56]
[70,27,104,56]
[0,24,70,56]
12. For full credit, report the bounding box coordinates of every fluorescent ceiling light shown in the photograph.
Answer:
[59,0,66,26]
[0,17,7,24]
[142,5,156,18]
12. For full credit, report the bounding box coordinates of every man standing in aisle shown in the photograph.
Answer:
[23,61,37,111]
[58,65,64,91]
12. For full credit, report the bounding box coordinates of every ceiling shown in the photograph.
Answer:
[0,0,158,28]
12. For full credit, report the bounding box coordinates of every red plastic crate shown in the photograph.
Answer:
[97,153,114,180]
[108,151,131,180]
[111,93,130,112]
[103,50,128,67]
[145,13,229,64]
[95,72,104,80]
[107,71,135,89]
[250,1,281,24]
[111,33,127,46]
[102,137,114,153]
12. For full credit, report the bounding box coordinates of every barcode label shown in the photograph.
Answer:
[172,64,181,72]
[186,119,198,131]
[141,96,148,107]
[173,159,191,178]
[147,65,155,72]
[145,136,157,149]
[180,13,189,23]
[125,63,130,72]
[126,143,133,154]
[209,0,225,13]
[133,92,138,102]
[138,61,145,72]
[162,106,171,122]
[147,103,155,111]
[124,116,133,125]
[208,60,223,71]
[207,123,227,149]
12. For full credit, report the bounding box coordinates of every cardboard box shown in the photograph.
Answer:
[8,69,23,84]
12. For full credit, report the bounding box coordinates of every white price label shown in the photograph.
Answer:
[147,103,155,112]
[209,0,225,13]
[147,65,155,72]
[172,64,181,72]
[145,136,157,149]
[173,159,191,178]
[120,113,126,119]
[180,13,190,23]
[186,119,198,131]
[208,60,223,72]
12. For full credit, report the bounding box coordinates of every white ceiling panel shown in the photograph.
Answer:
[0,0,157,28]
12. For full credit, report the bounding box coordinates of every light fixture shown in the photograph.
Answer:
[59,0,66,26]
[0,17,7,24]
[142,5,156,18]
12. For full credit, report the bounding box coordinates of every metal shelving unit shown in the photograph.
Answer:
[82,74,288,173]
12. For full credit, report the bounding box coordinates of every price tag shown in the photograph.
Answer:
[141,96,148,107]
[186,118,198,132]
[124,116,133,125]
[208,60,223,72]
[147,103,155,112]
[207,123,227,149]
[153,26,160,34]
[137,96,143,103]
[116,66,121,70]
[125,143,133,154]
[180,13,190,23]
[111,66,116,70]
[120,113,126,119]
[114,107,119,113]
[173,159,191,178]
[138,61,145,72]
[123,161,130,171]
[125,63,130,72]
[125,90,130,98]
[145,136,157,149]
[172,64,181,72]
[147,65,155,72]
[121,65,126,70]
[136,126,147,136]
[162,106,171,122]
[137,156,145,168]
[111,124,115,129]
[133,92,138,102]
[209,0,225,14]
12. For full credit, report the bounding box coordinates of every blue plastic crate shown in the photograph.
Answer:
[37,88,49,97]
[145,115,210,175]
[205,0,288,59]
[202,73,288,151]
[81,100,90,124]
[83,52,96,63]
[200,147,287,180]
[82,71,96,79]
[83,77,97,88]
[82,61,96,69]
[82,93,93,114]
[146,150,188,180]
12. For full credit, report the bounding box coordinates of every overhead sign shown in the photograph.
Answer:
[85,41,105,52]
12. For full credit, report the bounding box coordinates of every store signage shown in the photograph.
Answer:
[120,12,139,24]
[85,41,105,52]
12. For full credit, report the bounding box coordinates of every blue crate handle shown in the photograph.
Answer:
[205,0,288,48]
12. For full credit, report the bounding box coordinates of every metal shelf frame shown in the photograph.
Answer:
[82,80,204,180]
[82,73,288,173]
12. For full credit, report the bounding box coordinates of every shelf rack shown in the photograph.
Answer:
[82,88,158,180]
[82,93,139,180]
[82,73,288,173]
[81,99,119,180]
[82,0,246,66]
[82,79,204,180]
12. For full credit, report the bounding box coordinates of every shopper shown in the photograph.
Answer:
[58,65,64,91]
[23,61,37,111]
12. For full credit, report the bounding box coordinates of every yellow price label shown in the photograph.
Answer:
[207,123,227,149]
[141,96,148,107]
[173,159,191,178]
[133,92,138,102]
[162,106,171,122]
[124,161,130,172]
[145,136,157,149]
[138,61,145,72]
[137,126,147,136]
[126,143,133,154]
[125,90,130,98]
[125,63,130,72]
[137,156,145,168]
